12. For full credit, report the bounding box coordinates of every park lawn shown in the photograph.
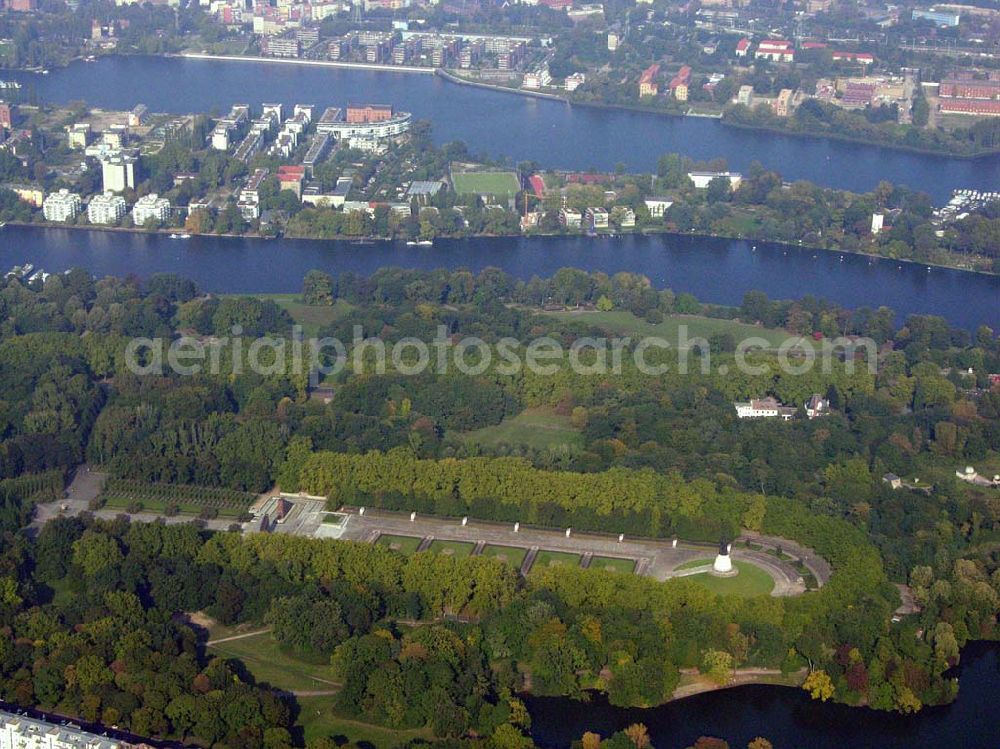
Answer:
[589,556,637,574]
[234,294,353,337]
[207,631,341,692]
[531,550,581,572]
[376,534,424,555]
[451,170,520,198]
[459,407,584,451]
[674,559,775,597]
[427,539,475,558]
[101,494,245,519]
[297,695,433,748]
[481,544,528,569]
[541,309,793,349]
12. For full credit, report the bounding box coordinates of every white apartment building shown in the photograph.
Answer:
[132,193,171,225]
[734,397,797,421]
[87,193,127,225]
[0,709,124,748]
[101,151,137,193]
[42,189,82,222]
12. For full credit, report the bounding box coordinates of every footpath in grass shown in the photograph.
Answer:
[459,407,584,451]
[297,696,433,748]
[541,309,793,349]
[206,631,340,693]
[674,558,775,597]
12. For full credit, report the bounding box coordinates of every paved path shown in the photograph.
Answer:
[206,628,272,647]
[333,508,810,597]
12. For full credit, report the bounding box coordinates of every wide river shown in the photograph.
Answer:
[4,226,998,330]
[6,55,1000,201]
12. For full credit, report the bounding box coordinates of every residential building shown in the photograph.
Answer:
[669,65,692,101]
[302,177,352,208]
[688,171,742,190]
[67,123,91,149]
[586,207,609,229]
[128,103,149,127]
[101,150,138,193]
[607,32,619,52]
[805,394,831,418]
[4,183,43,207]
[302,133,331,177]
[611,205,636,228]
[639,64,660,97]
[565,73,586,92]
[773,88,793,117]
[132,193,171,225]
[734,397,797,420]
[559,208,582,228]
[755,39,794,63]
[832,51,874,66]
[237,168,269,220]
[262,36,300,58]
[0,709,124,749]
[735,37,750,57]
[737,84,754,106]
[912,9,960,26]
[0,102,12,131]
[316,105,411,140]
[644,197,673,217]
[42,189,82,222]
[871,213,884,234]
[277,165,306,198]
[87,192,127,225]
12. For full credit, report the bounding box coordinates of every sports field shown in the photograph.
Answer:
[452,170,520,197]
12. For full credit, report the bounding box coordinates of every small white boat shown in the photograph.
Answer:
[405,240,418,246]
[417,240,433,246]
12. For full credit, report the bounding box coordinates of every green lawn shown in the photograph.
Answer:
[589,556,637,574]
[376,534,424,555]
[427,539,475,558]
[530,550,581,572]
[459,407,583,451]
[232,294,353,337]
[542,309,794,349]
[674,558,775,597]
[451,170,520,198]
[297,696,432,748]
[481,544,528,569]
[207,632,340,692]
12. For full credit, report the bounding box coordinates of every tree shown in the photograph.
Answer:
[701,649,734,685]
[802,669,835,701]
[303,270,335,306]
[624,723,651,749]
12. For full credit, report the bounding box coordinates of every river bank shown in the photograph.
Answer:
[150,51,1000,161]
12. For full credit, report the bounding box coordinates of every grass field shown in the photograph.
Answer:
[481,544,528,569]
[542,309,793,349]
[427,539,475,558]
[376,534,423,555]
[459,407,584,451]
[674,558,775,597]
[531,550,581,572]
[589,556,637,574]
[297,696,433,748]
[207,631,340,692]
[451,170,520,198]
[232,294,353,337]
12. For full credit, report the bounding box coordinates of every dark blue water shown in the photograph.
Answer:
[4,226,997,330]
[526,642,1000,749]
[7,56,1000,201]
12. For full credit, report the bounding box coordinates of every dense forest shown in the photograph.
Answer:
[0,266,998,748]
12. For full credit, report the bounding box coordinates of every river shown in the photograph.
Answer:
[4,226,998,330]
[6,55,1000,201]
[525,642,1000,749]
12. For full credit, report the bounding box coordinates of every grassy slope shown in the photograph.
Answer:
[459,406,584,451]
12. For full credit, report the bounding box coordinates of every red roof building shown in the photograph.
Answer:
[735,38,750,56]
[939,98,1000,116]
[529,174,546,198]
[832,51,875,65]
[277,165,306,197]
[639,64,661,97]
[939,79,1000,100]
